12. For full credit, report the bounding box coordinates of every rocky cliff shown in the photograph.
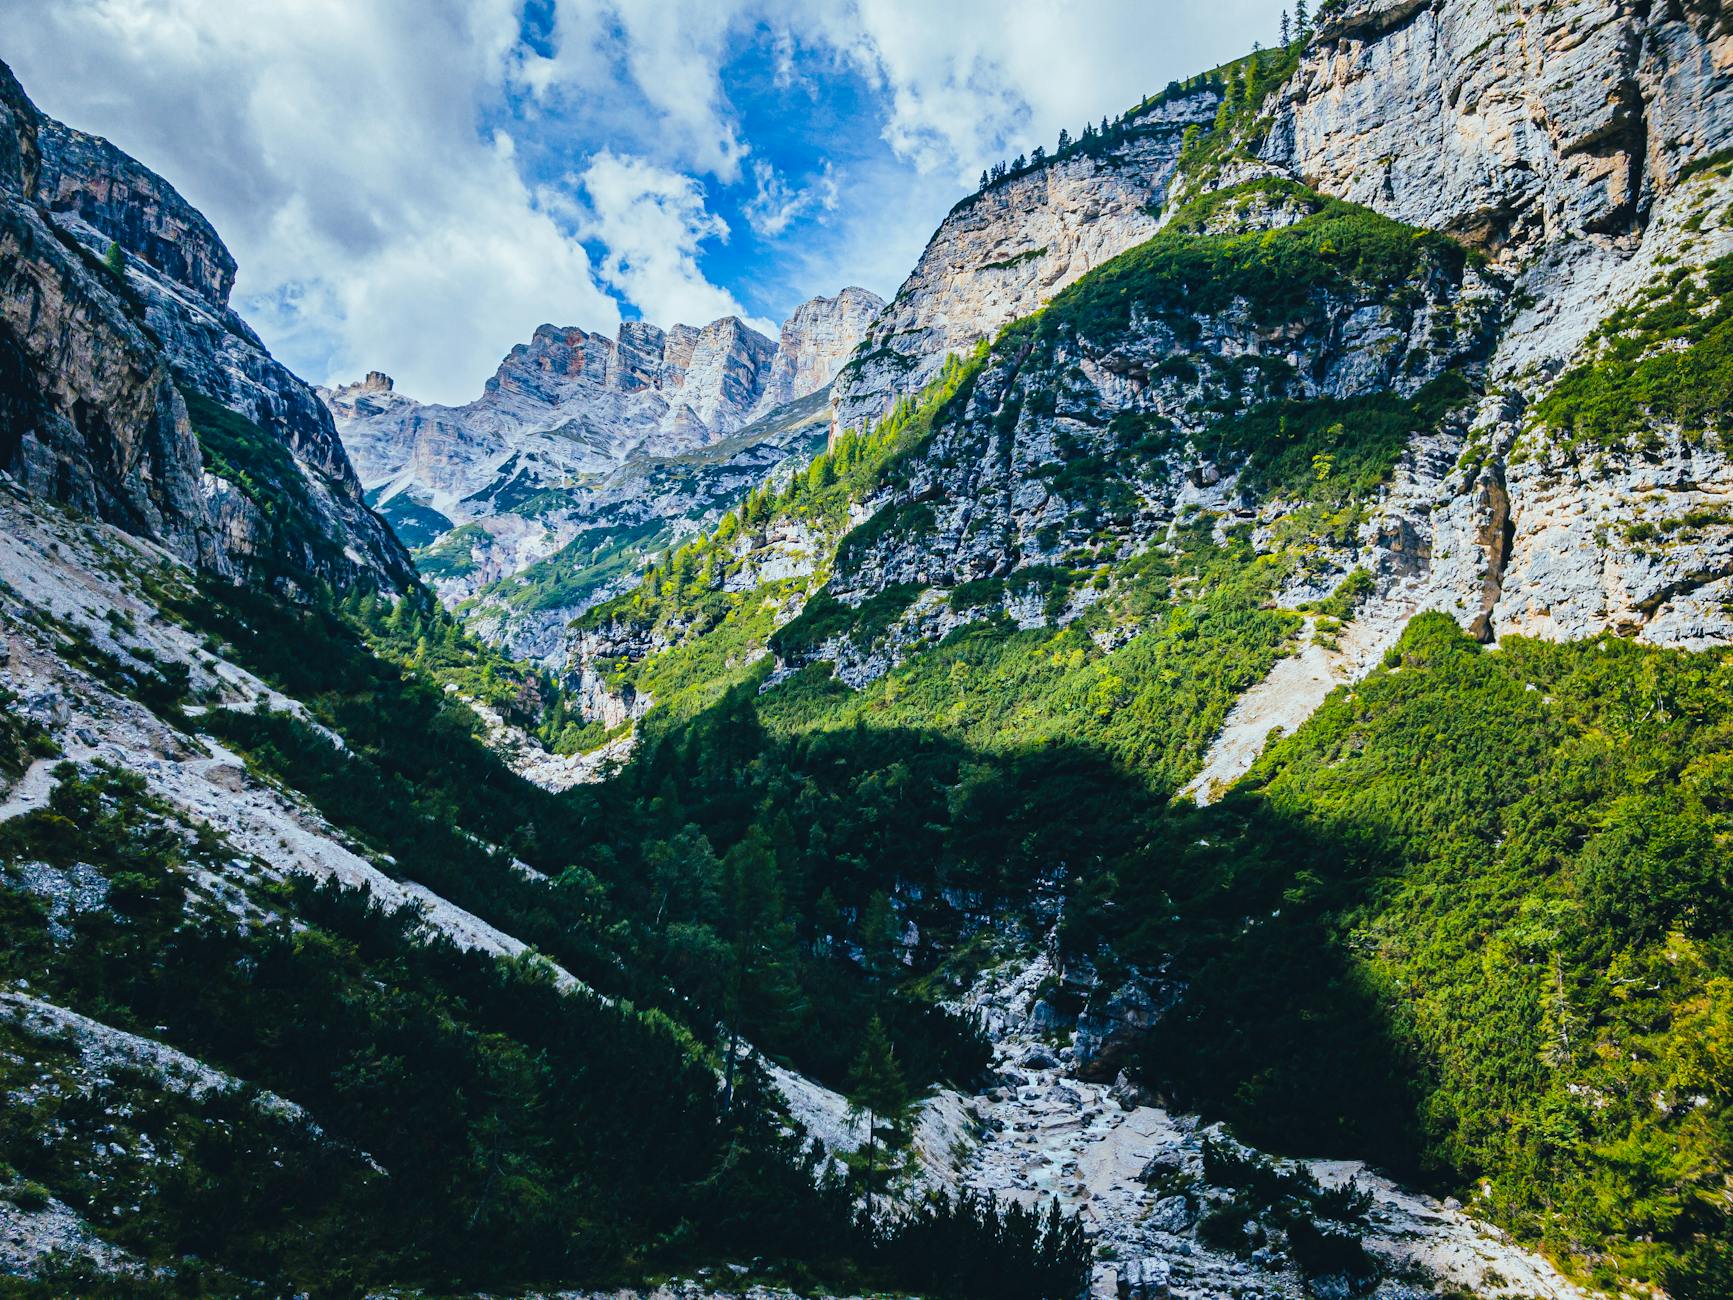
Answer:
[829,91,1219,435]
[0,58,412,593]
[607,0,1733,737]
[1262,0,1733,257]
[752,286,885,418]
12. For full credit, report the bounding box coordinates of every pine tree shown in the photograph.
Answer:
[1056,127,1071,152]
[1029,145,1047,167]
[979,168,989,190]
[1281,8,1292,43]
[860,889,900,983]
[1011,152,1026,171]
[846,1014,909,1223]
[723,826,804,1046]
[103,240,125,278]
[1295,0,1311,31]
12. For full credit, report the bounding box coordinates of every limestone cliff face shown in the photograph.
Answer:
[0,59,412,593]
[334,292,884,515]
[752,287,885,419]
[0,63,222,573]
[569,0,1733,766]
[331,313,781,517]
[1262,0,1733,257]
[34,117,237,306]
[0,178,220,569]
[829,92,1220,436]
[1250,0,1733,651]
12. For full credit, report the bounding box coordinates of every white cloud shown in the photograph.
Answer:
[531,0,1287,187]
[579,152,774,336]
[533,0,750,183]
[744,160,838,239]
[0,0,628,403]
[0,0,1292,397]
[813,0,1291,184]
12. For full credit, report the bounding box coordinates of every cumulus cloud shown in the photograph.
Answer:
[530,0,751,182]
[811,0,1291,183]
[534,0,1286,187]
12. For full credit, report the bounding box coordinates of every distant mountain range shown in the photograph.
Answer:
[322,289,882,656]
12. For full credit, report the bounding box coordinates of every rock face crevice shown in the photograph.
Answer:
[1466,463,1513,643]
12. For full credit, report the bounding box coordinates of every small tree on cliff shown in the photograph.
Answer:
[846,1014,910,1224]
[103,240,126,279]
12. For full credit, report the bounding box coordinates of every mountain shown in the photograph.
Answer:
[0,63,412,595]
[323,288,883,659]
[4,5,1733,1299]
[554,0,1733,1292]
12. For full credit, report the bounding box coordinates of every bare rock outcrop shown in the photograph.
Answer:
[830,91,1220,435]
[751,286,885,419]
[1262,0,1733,257]
[0,57,412,593]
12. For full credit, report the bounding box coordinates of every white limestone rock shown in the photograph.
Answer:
[830,91,1222,435]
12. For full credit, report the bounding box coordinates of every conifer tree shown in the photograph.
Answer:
[846,1014,909,1222]
[860,889,900,983]
[103,240,125,278]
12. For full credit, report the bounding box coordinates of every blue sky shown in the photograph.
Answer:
[1,0,1288,404]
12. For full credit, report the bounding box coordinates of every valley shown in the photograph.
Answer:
[2,1,1732,1297]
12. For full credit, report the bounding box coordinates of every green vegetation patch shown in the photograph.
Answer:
[413,521,487,579]
[761,522,1298,792]
[1108,615,1733,1292]
[0,687,57,783]
[367,490,453,549]
[770,583,925,662]
[489,520,668,614]
[1533,255,1733,452]
[1026,179,1470,348]
[1208,371,1476,504]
